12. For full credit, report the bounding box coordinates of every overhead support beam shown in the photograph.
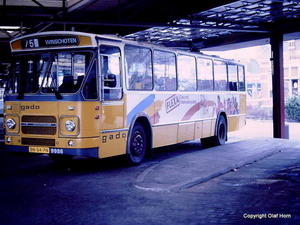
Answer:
[23,19,269,34]
[270,32,285,139]
[0,29,13,38]
[31,0,45,9]
[67,0,98,13]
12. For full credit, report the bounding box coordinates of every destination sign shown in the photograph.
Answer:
[21,35,79,49]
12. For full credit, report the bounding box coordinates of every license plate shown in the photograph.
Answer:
[29,147,50,154]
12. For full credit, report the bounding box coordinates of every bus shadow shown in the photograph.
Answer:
[49,140,205,173]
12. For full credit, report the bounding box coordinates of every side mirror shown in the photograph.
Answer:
[104,74,117,88]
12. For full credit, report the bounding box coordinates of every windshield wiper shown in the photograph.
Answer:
[54,89,62,99]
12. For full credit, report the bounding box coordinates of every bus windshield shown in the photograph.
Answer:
[7,51,93,96]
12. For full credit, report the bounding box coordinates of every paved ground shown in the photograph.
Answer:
[0,120,300,225]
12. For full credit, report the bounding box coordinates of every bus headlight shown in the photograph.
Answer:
[65,120,76,132]
[6,118,16,130]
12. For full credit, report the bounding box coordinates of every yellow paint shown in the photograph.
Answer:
[58,101,100,137]
[194,121,203,139]
[102,102,124,130]
[239,94,247,114]
[202,120,212,138]
[99,131,128,158]
[78,35,93,46]
[210,119,216,136]
[153,124,178,148]
[178,122,195,142]
[4,101,101,146]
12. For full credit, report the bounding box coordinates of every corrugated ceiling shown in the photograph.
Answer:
[0,0,300,54]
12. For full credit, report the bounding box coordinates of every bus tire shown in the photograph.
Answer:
[214,115,227,146]
[201,115,227,148]
[125,122,146,166]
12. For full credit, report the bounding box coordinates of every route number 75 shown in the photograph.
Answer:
[24,39,39,48]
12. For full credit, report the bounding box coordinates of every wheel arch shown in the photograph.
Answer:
[126,113,153,154]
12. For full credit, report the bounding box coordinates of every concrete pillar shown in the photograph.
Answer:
[270,32,285,138]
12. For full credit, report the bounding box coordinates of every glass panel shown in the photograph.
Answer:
[8,52,92,95]
[56,53,88,93]
[214,60,228,91]
[228,64,238,91]
[177,54,196,91]
[82,60,98,99]
[100,45,122,100]
[238,65,245,91]
[197,58,213,91]
[153,50,176,91]
[125,45,153,90]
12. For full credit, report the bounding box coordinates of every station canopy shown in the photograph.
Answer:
[1,0,300,51]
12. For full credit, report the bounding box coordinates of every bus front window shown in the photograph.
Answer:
[8,51,92,96]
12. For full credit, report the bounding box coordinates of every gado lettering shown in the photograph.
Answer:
[20,104,40,111]
[102,132,127,143]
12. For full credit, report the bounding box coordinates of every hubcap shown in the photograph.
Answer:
[132,132,144,156]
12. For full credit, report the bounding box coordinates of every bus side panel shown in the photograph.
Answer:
[194,121,203,139]
[228,116,239,132]
[211,119,217,136]
[177,122,195,143]
[101,102,124,131]
[239,94,247,114]
[99,99,126,158]
[99,131,127,158]
[153,124,178,148]
[202,120,213,138]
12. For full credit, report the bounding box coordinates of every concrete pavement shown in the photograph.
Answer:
[1,119,300,224]
[135,138,299,192]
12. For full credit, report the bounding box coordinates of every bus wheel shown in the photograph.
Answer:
[49,154,73,164]
[201,115,227,148]
[214,115,227,146]
[125,122,146,166]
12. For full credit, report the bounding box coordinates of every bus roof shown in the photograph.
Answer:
[10,31,243,65]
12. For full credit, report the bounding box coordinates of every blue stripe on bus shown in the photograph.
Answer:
[127,94,155,126]
[5,93,87,102]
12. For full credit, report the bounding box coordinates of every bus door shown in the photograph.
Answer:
[99,45,125,157]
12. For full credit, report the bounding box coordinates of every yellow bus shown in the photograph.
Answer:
[4,31,246,165]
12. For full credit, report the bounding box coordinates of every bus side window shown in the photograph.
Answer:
[177,54,196,91]
[153,50,176,91]
[125,45,153,90]
[197,58,213,91]
[100,45,122,100]
[238,65,245,91]
[214,60,228,91]
[228,64,238,91]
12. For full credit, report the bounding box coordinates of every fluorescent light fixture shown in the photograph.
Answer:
[0,26,21,30]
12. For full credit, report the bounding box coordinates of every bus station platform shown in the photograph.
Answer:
[136,138,300,192]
